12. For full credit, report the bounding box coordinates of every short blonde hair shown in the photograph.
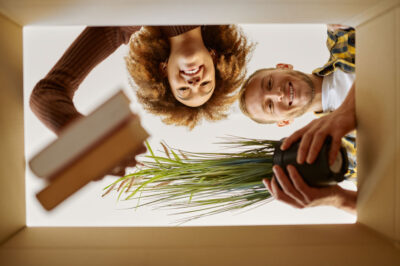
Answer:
[238,68,275,124]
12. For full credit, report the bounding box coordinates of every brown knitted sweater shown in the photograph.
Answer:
[30,26,198,134]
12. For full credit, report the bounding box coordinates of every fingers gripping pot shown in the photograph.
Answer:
[273,138,349,187]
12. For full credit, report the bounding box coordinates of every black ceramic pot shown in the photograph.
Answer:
[273,137,349,187]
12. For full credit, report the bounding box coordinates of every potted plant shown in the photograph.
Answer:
[273,137,348,187]
[104,137,348,222]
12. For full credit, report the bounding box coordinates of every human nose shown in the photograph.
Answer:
[181,72,201,85]
[266,86,284,102]
[186,76,201,85]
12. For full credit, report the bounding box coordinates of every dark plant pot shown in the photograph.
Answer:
[273,137,348,187]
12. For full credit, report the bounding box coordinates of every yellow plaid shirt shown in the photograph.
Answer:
[313,27,357,179]
[313,27,355,76]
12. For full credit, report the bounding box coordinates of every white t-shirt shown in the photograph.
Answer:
[321,70,355,112]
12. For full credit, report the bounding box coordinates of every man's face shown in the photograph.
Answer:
[244,68,315,123]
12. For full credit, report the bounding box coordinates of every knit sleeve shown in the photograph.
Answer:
[29,26,140,134]
[159,25,200,38]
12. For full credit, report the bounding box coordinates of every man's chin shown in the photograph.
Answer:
[287,105,309,118]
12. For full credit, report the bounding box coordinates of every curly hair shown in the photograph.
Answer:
[126,25,253,129]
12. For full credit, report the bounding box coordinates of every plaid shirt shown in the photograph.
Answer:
[313,27,357,180]
[313,27,355,76]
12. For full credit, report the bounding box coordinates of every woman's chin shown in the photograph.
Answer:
[178,58,202,69]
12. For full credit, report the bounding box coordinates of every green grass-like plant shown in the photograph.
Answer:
[104,137,279,223]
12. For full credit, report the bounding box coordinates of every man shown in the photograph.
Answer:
[239,25,355,127]
[239,25,357,214]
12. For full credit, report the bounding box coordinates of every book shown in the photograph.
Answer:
[30,90,149,211]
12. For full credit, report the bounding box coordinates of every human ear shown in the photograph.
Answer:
[276,63,293,70]
[159,61,168,77]
[276,119,293,127]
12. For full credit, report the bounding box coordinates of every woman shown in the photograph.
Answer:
[29,25,252,176]
[127,26,253,128]
[30,25,253,133]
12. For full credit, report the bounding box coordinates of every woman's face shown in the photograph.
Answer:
[166,43,216,107]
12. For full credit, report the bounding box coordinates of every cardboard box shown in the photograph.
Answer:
[1,0,399,265]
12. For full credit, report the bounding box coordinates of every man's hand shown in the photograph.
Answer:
[263,165,356,213]
[281,84,356,165]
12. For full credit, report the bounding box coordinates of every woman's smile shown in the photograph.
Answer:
[181,65,203,76]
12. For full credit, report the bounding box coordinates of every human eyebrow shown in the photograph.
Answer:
[177,90,190,100]
[262,99,274,115]
[261,76,266,91]
[200,81,211,87]
[176,87,191,100]
[178,87,189,92]
[200,82,215,96]
[177,95,190,100]
[262,99,267,114]
[269,100,274,114]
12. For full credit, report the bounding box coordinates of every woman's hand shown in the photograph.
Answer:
[263,165,357,214]
[93,144,147,180]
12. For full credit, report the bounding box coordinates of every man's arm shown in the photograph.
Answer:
[263,165,357,214]
[270,84,356,213]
